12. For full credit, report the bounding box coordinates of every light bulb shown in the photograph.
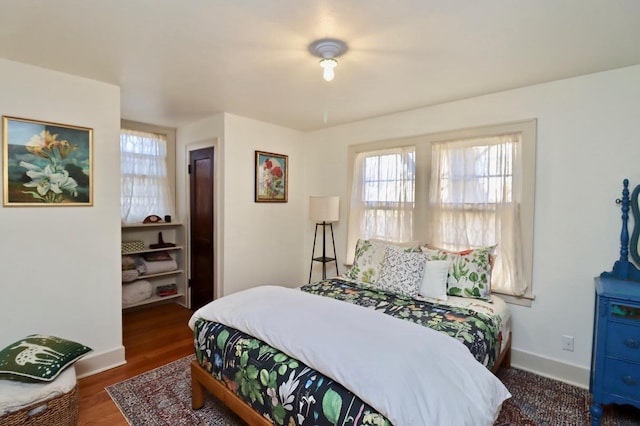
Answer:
[319,58,337,82]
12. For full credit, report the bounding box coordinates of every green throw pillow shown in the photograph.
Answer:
[0,334,91,382]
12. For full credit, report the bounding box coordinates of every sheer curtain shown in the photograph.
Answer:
[346,146,415,264]
[120,129,174,224]
[428,134,526,296]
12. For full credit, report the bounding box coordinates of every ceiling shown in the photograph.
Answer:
[1,1,639,131]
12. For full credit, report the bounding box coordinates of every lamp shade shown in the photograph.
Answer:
[309,196,340,222]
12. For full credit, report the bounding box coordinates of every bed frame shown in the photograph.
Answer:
[191,332,512,425]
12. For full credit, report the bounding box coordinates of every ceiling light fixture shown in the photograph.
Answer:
[308,39,348,82]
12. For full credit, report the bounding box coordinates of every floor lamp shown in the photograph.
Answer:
[309,196,340,283]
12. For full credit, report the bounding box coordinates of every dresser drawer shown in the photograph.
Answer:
[603,358,640,402]
[606,321,640,359]
[608,301,640,322]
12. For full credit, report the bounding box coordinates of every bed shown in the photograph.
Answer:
[188,241,512,425]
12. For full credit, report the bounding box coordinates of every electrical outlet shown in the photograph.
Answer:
[562,335,574,352]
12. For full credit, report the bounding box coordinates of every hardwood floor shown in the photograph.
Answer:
[77,303,194,425]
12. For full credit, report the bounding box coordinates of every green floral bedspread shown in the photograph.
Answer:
[194,319,390,425]
[193,278,502,426]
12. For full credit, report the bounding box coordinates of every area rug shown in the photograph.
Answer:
[107,355,640,425]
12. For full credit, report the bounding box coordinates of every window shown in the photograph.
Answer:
[428,134,525,296]
[120,128,175,224]
[345,146,416,263]
[346,120,536,304]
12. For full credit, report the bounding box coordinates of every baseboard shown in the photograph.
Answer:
[75,345,126,379]
[73,345,590,388]
[511,348,590,389]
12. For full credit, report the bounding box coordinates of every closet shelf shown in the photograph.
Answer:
[121,223,187,310]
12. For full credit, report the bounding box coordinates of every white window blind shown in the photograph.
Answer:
[120,128,174,224]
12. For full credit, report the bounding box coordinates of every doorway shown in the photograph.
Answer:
[189,147,215,311]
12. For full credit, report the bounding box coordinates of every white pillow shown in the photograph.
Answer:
[419,260,451,301]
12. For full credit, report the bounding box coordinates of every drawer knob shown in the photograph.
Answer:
[624,338,640,349]
[623,375,637,386]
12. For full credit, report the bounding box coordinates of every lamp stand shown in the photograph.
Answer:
[308,221,339,283]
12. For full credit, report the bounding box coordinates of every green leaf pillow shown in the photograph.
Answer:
[0,334,91,382]
[344,238,421,284]
[422,245,496,301]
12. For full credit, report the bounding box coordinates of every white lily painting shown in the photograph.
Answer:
[3,116,92,206]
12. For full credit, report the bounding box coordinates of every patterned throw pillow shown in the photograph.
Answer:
[376,245,427,297]
[343,239,387,284]
[422,246,496,301]
[0,335,92,382]
[344,239,420,284]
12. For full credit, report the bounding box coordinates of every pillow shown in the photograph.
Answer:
[376,245,426,297]
[422,245,496,301]
[0,335,91,382]
[344,239,421,284]
[343,239,387,284]
[419,260,451,301]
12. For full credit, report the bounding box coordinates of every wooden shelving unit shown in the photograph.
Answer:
[121,222,187,309]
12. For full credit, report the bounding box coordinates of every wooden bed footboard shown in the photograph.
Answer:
[492,331,512,374]
[191,359,272,425]
[190,332,512,424]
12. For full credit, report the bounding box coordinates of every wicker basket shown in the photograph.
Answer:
[0,385,78,426]
[121,240,145,254]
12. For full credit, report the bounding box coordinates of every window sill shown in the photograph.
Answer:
[492,290,535,307]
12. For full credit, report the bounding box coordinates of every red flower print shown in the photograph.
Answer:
[264,159,272,169]
[272,166,283,178]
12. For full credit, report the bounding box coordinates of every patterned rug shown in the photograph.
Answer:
[106,355,640,425]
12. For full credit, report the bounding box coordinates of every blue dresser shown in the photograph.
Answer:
[590,277,640,425]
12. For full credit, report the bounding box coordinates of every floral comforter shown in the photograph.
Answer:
[192,279,503,426]
[303,279,502,368]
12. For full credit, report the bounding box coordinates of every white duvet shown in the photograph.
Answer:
[189,285,510,426]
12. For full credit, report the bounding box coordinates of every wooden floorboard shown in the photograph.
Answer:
[77,303,194,425]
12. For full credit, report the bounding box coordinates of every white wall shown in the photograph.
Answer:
[3,57,636,387]
[303,65,640,387]
[0,59,124,376]
[177,113,306,298]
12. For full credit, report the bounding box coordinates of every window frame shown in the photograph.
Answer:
[346,136,425,264]
[120,120,177,224]
[347,119,536,306]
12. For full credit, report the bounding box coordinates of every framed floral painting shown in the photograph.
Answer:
[255,150,288,202]
[3,116,93,206]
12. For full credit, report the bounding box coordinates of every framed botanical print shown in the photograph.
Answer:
[255,150,288,202]
[3,116,93,206]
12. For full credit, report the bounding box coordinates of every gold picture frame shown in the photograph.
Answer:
[3,116,93,206]
[255,150,288,203]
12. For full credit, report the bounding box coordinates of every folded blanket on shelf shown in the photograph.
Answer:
[121,269,139,283]
[121,255,137,270]
[139,258,177,275]
[122,280,152,306]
